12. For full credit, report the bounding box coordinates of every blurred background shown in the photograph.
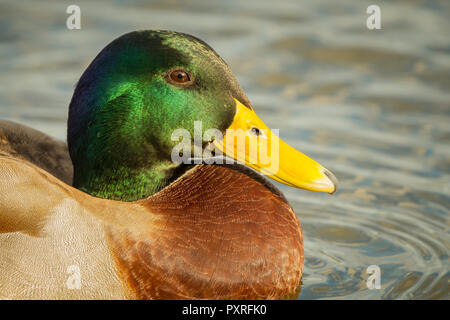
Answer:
[0,0,449,299]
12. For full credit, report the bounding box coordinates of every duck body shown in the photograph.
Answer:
[0,30,336,299]
[0,146,302,299]
[0,120,72,184]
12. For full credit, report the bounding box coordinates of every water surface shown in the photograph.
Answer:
[0,0,449,299]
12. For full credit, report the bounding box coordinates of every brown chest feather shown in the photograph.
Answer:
[107,165,304,299]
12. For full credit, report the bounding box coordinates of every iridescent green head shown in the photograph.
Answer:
[68,30,250,201]
[68,30,338,201]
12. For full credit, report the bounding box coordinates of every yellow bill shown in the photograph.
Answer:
[213,98,338,193]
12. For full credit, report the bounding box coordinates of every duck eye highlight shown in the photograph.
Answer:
[168,69,192,84]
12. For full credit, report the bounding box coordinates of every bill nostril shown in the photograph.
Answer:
[250,127,261,136]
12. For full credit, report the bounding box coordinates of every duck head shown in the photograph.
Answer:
[68,30,337,201]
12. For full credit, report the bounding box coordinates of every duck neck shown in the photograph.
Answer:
[73,157,190,201]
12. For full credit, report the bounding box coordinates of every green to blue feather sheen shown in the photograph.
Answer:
[68,30,250,201]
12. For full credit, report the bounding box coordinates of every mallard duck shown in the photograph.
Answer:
[0,30,337,299]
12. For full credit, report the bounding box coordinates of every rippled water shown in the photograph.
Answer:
[0,0,449,299]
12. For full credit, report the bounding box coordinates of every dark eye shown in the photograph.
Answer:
[168,69,192,85]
